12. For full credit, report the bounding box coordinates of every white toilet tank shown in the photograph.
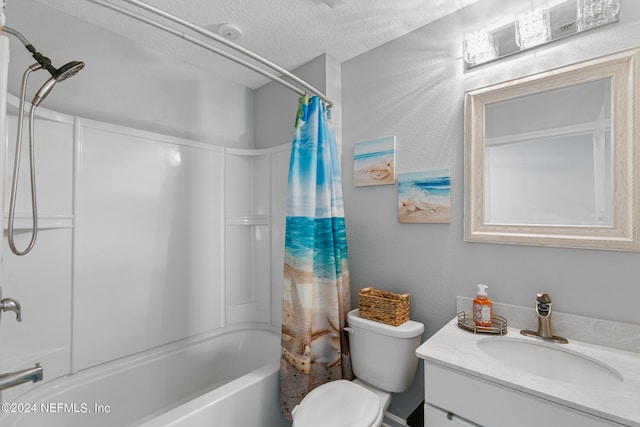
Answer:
[346,309,424,393]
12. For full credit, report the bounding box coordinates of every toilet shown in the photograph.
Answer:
[291,308,425,427]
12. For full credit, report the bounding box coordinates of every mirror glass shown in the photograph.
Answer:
[464,48,639,251]
[484,78,612,226]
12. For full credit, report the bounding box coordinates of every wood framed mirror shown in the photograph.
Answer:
[464,48,640,251]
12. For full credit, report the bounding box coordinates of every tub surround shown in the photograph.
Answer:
[417,298,640,426]
[0,97,290,402]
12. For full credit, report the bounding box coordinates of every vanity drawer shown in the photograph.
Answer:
[425,403,479,426]
[424,362,625,427]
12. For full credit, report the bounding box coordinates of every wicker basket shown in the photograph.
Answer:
[358,287,410,326]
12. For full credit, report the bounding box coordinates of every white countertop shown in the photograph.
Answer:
[416,317,640,427]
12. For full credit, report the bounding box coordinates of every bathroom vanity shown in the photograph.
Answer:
[416,316,640,427]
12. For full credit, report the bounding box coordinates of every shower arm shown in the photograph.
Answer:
[0,26,58,76]
[86,0,334,108]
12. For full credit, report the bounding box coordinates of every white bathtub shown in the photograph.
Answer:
[0,324,290,427]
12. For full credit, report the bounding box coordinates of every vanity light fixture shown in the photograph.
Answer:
[577,0,621,30]
[463,0,620,69]
[463,30,497,66]
[515,7,551,49]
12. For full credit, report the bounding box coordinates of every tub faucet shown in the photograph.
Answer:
[520,293,568,344]
[0,286,22,323]
[0,297,21,322]
[0,363,43,391]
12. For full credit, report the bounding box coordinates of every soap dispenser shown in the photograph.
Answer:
[473,284,492,327]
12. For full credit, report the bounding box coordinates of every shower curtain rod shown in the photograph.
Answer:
[86,0,334,108]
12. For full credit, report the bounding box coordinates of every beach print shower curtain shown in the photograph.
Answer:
[280,96,353,420]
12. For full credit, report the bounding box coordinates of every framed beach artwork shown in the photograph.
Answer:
[353,136,396,186]
[398,169,451,223]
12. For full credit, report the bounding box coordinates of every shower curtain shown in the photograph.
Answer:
[280,95,353,420]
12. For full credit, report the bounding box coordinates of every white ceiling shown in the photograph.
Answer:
[14,0,481,89]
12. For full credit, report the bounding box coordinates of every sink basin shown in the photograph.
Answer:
[477,338,623,386]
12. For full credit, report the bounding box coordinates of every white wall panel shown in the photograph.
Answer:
[0,230,72,402]
[1,109,74,400]
[270,147,290,327]
[4,114,74,225]
[225,152,271,324]
[225,224,271,324]
[225,146,289,326]
[74,121,225,370]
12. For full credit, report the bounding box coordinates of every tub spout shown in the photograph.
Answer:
[0,297,22,322]
[0,286,23,323]
[0,363,43,391]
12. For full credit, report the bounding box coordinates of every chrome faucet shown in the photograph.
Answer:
[0,297,21,322]
[0,286,22,323]
[0,363,43,391]
[521,293,568,344]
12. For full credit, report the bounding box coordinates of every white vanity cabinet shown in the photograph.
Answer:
[423,362,624,427]
[416,315,640,427]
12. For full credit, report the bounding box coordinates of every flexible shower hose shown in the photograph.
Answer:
[7,64,42,256]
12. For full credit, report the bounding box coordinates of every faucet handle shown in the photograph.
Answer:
[536,293,552,304]
[535,293,552,318]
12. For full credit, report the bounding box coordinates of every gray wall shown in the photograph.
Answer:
[254,53,342,150]
[341,0,640,418]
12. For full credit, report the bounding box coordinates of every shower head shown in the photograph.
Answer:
[1,27,85,101]
[32,61,85,107]
[52,61,85,82]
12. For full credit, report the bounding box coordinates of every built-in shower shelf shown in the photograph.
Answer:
[3,214,73,230]
[226,215,270,226]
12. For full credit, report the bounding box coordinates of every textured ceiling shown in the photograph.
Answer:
[15,0,480,89]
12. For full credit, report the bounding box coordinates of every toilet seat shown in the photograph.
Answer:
[292,379,381,427]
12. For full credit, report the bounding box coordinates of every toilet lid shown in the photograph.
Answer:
[293,380,380,427]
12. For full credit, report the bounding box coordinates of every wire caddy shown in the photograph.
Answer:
[457,312,508,335]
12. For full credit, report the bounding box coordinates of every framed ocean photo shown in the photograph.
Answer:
[398,168,451,223]
[353,136,396,186]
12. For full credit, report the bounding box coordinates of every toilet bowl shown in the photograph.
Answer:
[291,309,424,427]
[291,379,388,427]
